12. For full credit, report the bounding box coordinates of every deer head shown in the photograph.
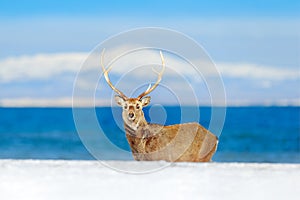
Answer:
[101,50,166,129]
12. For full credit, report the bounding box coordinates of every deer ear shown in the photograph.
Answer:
[114,95,125,107]
[140,96,151,107]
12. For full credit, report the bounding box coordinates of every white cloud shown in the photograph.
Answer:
[0,53,88,83]
[1,97,299,107]
[218,62,300,80]
[0,51,299,107]
[0,52,298,84]
[0,97,111,107]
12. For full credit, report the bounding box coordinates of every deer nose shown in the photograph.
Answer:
[128,112,134,119]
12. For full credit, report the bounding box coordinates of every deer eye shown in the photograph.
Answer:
[136,104,140,109]
[124,104,128,109]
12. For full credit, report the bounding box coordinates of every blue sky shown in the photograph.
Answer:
[0,0,299,106]
[0,0,299,17]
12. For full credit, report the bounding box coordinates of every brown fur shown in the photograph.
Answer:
[116,97,219,162]
[125,122,218,162]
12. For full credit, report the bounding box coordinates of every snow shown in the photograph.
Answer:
[0,160,299,200]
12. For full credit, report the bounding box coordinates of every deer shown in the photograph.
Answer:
[101,50,218,162]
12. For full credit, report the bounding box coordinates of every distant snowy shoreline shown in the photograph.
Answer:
[0,160,299,200]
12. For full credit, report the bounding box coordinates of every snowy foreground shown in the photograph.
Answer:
[0,160,299,200]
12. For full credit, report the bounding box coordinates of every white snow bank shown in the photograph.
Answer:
[0,160,299,200]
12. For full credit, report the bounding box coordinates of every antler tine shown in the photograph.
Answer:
[101,49,127,99]
[138,51,166,99]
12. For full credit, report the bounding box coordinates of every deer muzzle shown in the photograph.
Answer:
[128,112,135,119]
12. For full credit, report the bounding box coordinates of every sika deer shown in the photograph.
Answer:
[101,50,218,162]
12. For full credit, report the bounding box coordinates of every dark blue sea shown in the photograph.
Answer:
[0,107,299,163]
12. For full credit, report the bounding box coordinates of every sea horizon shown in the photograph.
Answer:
[1,106,299,163]
[1,105,299,108]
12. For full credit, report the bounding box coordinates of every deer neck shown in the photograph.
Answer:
[124,114,148,136]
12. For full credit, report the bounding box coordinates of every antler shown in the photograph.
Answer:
[137,51,166,99]
[101,49,127,99]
